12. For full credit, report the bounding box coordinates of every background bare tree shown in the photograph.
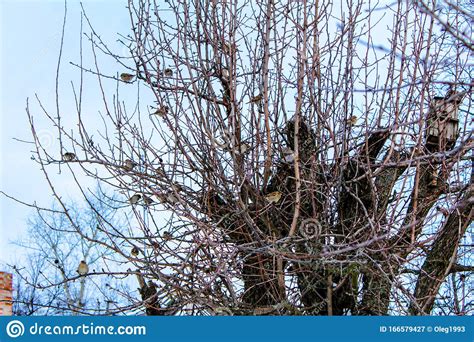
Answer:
[18,0,473,315]
[11,188,134,315]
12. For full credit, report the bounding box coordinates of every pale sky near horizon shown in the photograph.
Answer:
[0,0,131,267]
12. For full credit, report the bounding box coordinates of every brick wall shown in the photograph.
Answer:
[0,272,13,316]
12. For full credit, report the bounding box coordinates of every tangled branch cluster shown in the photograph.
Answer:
[16,0,473,316]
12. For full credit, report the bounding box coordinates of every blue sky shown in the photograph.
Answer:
[0,0,130,266]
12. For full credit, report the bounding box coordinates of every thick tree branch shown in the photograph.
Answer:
[409,183,473,315]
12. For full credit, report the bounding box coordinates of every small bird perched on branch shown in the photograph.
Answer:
[152,106,169,117]
[77,260,89,276]
[131,246,140,257]
[221,68,230,80]
[346,115,358,125]
[143,196,154,206]
[120,73,135,82]
[282,147,295,163]
[233,143,249,155]
[162,231,173,241]
[265,191,282,204]
[164,68,173,77]
[222,41,233,55]
[129,193,142,204]
[166,192,179,205]
[248,94,263,104]
[63,152,76,162]
[123,159,137,171]
[429,169,439,187]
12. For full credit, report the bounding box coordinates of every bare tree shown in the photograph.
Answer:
[18,0,473,315]
[11,188,133,315]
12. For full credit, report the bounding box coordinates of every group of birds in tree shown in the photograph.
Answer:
[121,71,170,118]
[74,246,142,278]
[60,90,290,210]
[128,193,154,206]
[63,54,291,309]
[213,132,250,154]
[120,67,173,84]
[65,57,285,240]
